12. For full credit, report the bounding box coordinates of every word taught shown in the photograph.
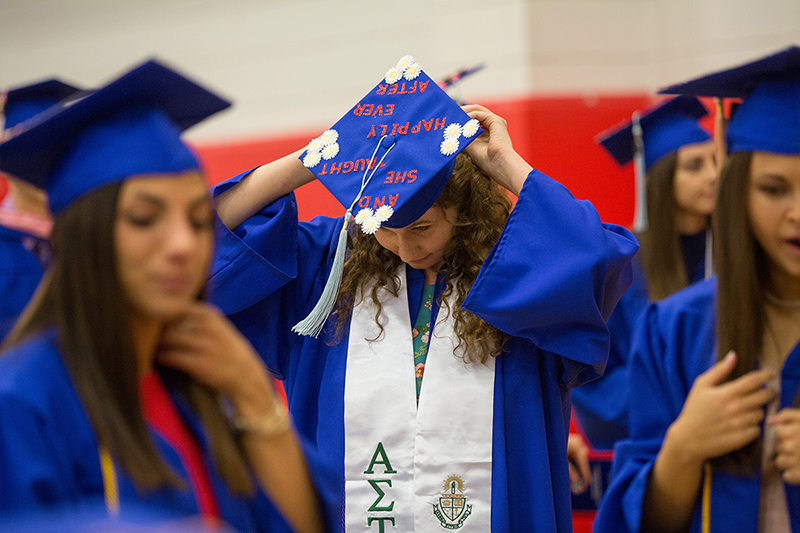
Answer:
[316,158,386,176]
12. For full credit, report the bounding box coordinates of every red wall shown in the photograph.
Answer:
[195,93,661,227]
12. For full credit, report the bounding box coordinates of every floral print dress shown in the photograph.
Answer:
[412,284,436,404]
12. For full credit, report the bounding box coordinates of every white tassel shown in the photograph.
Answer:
[291,213,352,337]
[631,111,648,233]
[292,135,397,338]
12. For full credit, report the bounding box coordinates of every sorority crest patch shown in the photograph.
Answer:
[432,475,472,529]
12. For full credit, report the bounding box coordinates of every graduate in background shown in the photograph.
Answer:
[594,45,800,533]
[209,55,638,532]
[0,60,324,533]
[572,96,719,451]
[0,80,81,341]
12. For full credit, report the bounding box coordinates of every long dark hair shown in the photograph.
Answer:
[3,181,253,495]
[332,153,512,363]
[637,153,701,300]
[711,151,771,474]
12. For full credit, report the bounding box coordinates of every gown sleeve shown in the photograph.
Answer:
[462,169,639,388]
[0,339,97,514]
[571,262,649,449]
[0,394,77,510]
[208,169,343,378]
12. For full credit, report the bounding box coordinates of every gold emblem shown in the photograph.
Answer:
[432,475,472,529]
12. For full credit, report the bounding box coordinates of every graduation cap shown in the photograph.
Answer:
[659,45,800,155]
[0,59,231,214]
[596,96,711,232]
[597,96,711,171]
[2,79,83,133]
[293,55,482,337]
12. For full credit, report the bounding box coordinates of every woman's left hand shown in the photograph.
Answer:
[770,408,800,485]
[461,104,532,196]
[157,303,273,404]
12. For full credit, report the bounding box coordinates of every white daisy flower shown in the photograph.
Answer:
[319,129,338,146]
[403,62,421,80]
[321,142,340,160]
[354,208,374,225]
[396,55,416,71]
[374,205,394,222]
[462,119,480,138]
[306,137,323,153]
[443,123,462,140]
[303,150,322,168]
[440,137,460,156]
[360,216,380,235]
[385,67,403,85]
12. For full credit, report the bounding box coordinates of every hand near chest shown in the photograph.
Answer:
[666,351,776,468]
[157,303,274,407]
[769,408,800,485]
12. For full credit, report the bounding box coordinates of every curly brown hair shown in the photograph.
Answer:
[332,153,512,363]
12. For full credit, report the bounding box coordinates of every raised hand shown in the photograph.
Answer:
[461,104,532,196]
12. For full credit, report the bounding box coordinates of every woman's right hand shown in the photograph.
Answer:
[642,352,776,533]
[664,351,775,467]
[158,303,271,401]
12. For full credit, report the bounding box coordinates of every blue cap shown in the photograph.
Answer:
[0,59,231,214]
[299,55,482,231]
[659,45,800,155]
[596,96,711,171]
[2,79,83,131]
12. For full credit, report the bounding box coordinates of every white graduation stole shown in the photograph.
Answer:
[344,268,495,532]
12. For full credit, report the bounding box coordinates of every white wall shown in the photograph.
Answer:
[2,0,798,141]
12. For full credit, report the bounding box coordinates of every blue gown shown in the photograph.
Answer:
[0,225,45,341]
[209,168,638,532]
[571,230,708,450]
[0,328,295,532]
[593,279,800,533]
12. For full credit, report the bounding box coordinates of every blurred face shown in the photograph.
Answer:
[374,205,456,277]
[115,171,214,322]
[748,152,800,289]
[673,140,719,219]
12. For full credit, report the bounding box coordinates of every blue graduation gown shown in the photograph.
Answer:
[572,231,708,450]
[0,225,44,341]
[593,279,800,533]
[209,168,638,532]
[0,328,293,532]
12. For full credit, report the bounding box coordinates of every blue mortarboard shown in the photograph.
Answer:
[2,79,83,132]
[596,96,711,232]
[293,55,482,336]
[299,55,482,231]
[596,96,711,171]
[659,45,800,155]
[0,59,230,214]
